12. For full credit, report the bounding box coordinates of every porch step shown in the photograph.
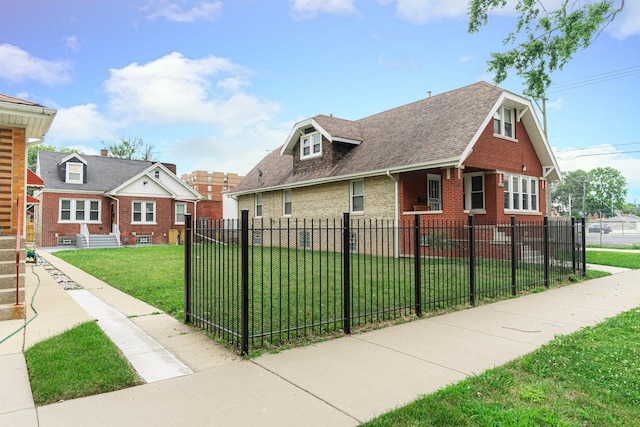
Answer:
[0,260,25,275]
[0,273,25,291]
[79,234,121,249]
[0,303,25,321]
[0,284,25,305]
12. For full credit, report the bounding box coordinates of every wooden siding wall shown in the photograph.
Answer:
[0,127,26,234]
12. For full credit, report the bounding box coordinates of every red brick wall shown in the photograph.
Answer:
[196,199,222,220]
[40,193,195,247]
[463,119,547,221]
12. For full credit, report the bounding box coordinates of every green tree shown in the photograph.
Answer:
[27,144,84,171]
[551,169,589,217]
[468,0,625,99]
[587,166,627,216]
[102,137,157,161]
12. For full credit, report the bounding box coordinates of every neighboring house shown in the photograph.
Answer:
[229,82,561,226]
[35,150,201,248]
[0,94,56,320]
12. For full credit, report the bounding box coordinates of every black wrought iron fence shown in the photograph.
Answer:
[185,212,586,355]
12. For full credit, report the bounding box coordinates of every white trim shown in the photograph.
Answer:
[229,158,460,197]
[58,198,101,223]
[282,189,292,217]
[255,193,263,218]
[175,202,187,225]
[300,132,322,159]
[60,153,87,165]
[463,172,485,212]
[65,161,84,184]
[132,200,156,224]
[350,180,364,213]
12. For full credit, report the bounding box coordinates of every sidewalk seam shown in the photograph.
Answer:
[250,359,363,425]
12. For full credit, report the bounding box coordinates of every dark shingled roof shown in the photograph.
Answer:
[0,93,45,107]
[232,81,504,194]
[37,151,155,192]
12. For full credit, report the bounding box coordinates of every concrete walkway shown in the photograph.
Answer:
[1,251,638,426]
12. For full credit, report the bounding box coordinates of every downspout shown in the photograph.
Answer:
[386,171,400,258]
[105,193,120,244]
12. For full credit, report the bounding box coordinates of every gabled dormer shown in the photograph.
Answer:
[280,115,362,174]
[58,153,88,184]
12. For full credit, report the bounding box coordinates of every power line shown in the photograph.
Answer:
[548,65,640,94]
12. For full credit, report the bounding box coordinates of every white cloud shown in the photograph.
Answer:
[47,104,117,144]
[289,0,359,20]
[608,1,640,39]
[380,0,469,24]
[0,44,72,86]
[103,52,280,132]
[143,0,223,22]
[554,144,640,199]
[546,96,565,112]
[62,35,81,52]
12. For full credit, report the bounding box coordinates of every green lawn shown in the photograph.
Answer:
[586,250,640,269]
[56,246,186,319]
[25,321,143,405]
[363,307,640,426]
[56,244,588,347]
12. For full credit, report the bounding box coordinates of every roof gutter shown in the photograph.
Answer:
[229,158,460,197]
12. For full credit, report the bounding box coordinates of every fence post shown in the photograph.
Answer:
[184,213,192,324]
[571,217,576,273]
[240,209,249,355]
[510,216,517,296]
[581,217,587,277]
[543,216,550,288]
[468,214,476,306]
[413,214,422,316]
[342,212,351,335]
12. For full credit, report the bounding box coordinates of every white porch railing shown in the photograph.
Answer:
[111,223,122,247]
[79,223,90,248]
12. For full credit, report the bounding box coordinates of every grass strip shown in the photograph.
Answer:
[25,321,143,405]
[363,307,640,426]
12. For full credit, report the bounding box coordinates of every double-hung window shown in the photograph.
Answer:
[427,174,442,211]
[300,132,322,159]
[463,173,485,211]
[350,180,364,213]
[255,193,263,217]
[59,199,100,222]
[504,174,538,212]
[283,190,292,216]
[66,162,83,184]
[175,203,186,225]
[132,201,156,224]
[493,106,515,139]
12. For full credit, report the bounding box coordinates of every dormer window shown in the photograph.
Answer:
[493,106,515,139]
[66,162,83,184]
[300,132,322,159]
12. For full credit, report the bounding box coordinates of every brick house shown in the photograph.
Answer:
[229,82,561,227]
[0,94,56,319]
[35,150,201,248]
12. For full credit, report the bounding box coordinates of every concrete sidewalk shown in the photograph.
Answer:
[1,252,639,426]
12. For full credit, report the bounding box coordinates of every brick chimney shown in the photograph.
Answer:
[100,149,109,156]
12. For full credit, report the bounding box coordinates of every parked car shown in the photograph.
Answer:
[588,223,612,234]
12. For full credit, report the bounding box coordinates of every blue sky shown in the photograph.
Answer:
[2,0,639,203]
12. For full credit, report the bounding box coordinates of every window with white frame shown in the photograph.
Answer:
[283,189,292,216]
[427,174,442,211]
[175,203,186,224]
[132,201,156,224]
[65,162,84,184]
[504,174,538,212]
[493,106,515,139]
[349,232,358,253]
[350,180,364,213]
[59,199,100,222]
[255,193,263,217]
[300,132,322,159]
[463,173,485,211]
